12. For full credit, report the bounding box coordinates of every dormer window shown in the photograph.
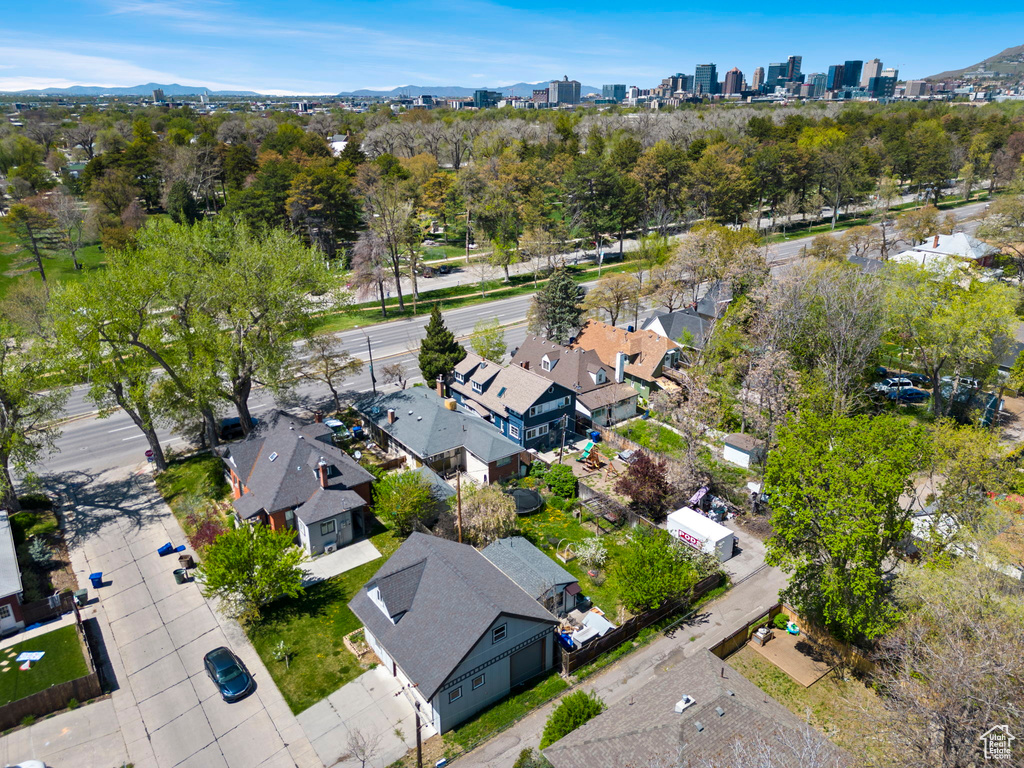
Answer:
[472,380,483,394]
[455,372,465,383]
[541,355,553,371]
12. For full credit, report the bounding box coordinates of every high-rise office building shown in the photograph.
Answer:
[602,84,626,102]
[694,64,719,95]
[152,88,165,103]
[810,73,827,98]
[751,66,765,92]
[548,76,581,105]
[868,76,896,98]
[766,62,786,90]
[723,67,744,95]
[881,67,899,81]
[861,58,882,88]
[473,90,502,109]
[843,61,863,89]
[787,55,802,82]
[827,64,846,91]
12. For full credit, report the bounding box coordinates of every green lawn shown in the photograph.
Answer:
[728,644,889,760]
[9,509,59,547]
[247,523,401,714]
[0,624,90,706]
[153,454,231,517]
[615,420,686,461]
[0,221,108,297]
[516,505,629,616]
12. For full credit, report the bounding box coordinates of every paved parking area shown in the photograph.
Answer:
[0,466,322,768]
[298,666,435,768]
[302,538,380,586]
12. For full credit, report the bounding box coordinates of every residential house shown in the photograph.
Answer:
[0,512,24,635]
[218,411,375,556]
[722,433,766,469]
[481,537,581,616]
[449,353,576,451]
[349,533,559,733]
[892,232,999,270]
[642,308,713,362]
[694,279,733,321]
[569,320,682,400]
[543,650,844,767]
[510,335,637,428]
[356,388,525,484]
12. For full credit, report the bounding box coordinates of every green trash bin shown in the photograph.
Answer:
[173,568,187,585]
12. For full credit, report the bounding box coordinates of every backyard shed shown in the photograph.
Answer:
[667,507,735,563]
[722,433,765,469]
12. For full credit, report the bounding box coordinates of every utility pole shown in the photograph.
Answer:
[366,335,377,394]
[558,414,568,464]
[456,472,463,543]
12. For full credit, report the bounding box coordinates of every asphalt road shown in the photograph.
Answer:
[29,200,990,479]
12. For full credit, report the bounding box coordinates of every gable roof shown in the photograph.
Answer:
[511,335,612,395]
[452,352,572,417]
[642,308,712,351]
[696,279,733,320]
[481,537,578,599]
[909,232,997,261]
[0,512,23,600]
[356,388,522,464]
[220,411,375,521]
[349,533,557,700]
[569,320,680,382]
[543,650,845,768]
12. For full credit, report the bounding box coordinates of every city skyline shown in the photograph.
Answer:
[2,2,1023,95]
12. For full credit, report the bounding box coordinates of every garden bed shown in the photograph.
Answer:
[11,503,78,600]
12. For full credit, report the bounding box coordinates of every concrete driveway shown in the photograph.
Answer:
[0,465,322,768]
[298,666,436,768]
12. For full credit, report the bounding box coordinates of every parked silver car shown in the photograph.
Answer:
[872,377,913,394]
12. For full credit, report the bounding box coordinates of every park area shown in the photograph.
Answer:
[0,624,90,706]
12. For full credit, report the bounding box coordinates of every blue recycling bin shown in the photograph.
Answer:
[89,572,103,589]
[589,430,600,443]
[157,542,174,556]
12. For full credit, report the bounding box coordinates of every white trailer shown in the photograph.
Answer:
[667,507,735,562]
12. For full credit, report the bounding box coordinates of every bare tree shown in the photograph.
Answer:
[306,113,338,139]
[343,727,382,768]
[295,331,363,412]
[381,362,408,389]
[351,230,395,317]
[64,123,98,160]
[650,370,721,492]
[41,188,86,270]
[24,121,58,152]
[357,165,414,310]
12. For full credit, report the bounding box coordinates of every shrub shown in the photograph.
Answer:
[21,715,35,727]
[513,748,551,768]
[28,538,54,567]
[545,464,577,499]
[773,612,790,630]
[17,493,52,510]
[530,461,549,481]
[67,697,79,710]
[539,690,606,748]
[575,537,607,569]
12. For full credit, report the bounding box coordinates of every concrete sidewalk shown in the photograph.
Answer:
[0,465,323,768]
[302,538,380,587]
[453,564,788,767]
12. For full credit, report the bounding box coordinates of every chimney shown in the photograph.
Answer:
[317,458,328,488]
[615,351,626,384]
[436,376,445,397]
[522,360,530,370]
[387,408,396,424]
[933,234,940,248]
[314,411,323,423]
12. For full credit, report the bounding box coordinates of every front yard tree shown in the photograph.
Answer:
[527,267,584,344]
[469,318,506,363]
[613,528,697,613]
[373,471,437,536]
[418,305,466,384]
[580,273,639,327]
[764,412,926,643]
[296,331,364,413]
[0,316,67,510]
[614,452,672,521]
[196,523,307,625]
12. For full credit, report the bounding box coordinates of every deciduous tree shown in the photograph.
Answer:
[372,471,438,536]
[469,318,506,362]
[615,452,673,521]
[612,528,699,613]
[296,331,364,413]
[580,273,639,327]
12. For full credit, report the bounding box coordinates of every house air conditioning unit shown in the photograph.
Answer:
[325,543,337,554]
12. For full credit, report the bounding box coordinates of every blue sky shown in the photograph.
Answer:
[2,1,1022,94]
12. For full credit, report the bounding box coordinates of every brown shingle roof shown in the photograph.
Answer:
[569,320,680,382]
[451,352,569,417]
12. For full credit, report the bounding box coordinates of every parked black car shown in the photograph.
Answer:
[203,647,255,702]
[888,387,930,404]
[903,373,931,387]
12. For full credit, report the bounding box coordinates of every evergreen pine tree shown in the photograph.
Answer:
[528,267,584,344]
[167,180,200,225]
[418,304,466,384]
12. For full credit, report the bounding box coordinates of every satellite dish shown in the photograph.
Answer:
[354,451,362,461]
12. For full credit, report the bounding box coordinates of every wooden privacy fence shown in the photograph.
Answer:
[709,603,783,659]
[0,619,103,731]
[21,591,76,626]
[561,572,725,675]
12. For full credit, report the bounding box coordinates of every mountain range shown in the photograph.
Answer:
[338,81,604,99]
[1,82,259,96]
[927,43,1024,80]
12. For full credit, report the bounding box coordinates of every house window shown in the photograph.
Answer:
[0,605,10,620]
[455,372,465,383]
[448,687,463,703]
[320,520,336,536]
[492,624,507,643]
[472,674,486,690]
[509,424,520,439]
[472,381,483,394]
[496,456,512,467]
[525,424,549,441]
[541,357,551,371]
[285,509,295,527]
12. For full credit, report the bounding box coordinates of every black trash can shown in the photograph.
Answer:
[173,568,187,585]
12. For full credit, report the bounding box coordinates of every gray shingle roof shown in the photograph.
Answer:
[452,352,571,418]
[0,512,23,600]
[481,537,577,600]
[349,533,557,700]
[220,411,375,521]
[642,308,712,350]
[295,488,367,526]
[410,466,456,501]
[356,388,522,464]
[511,336,612,395]
[543,650,845,768]
[697,279,733,320]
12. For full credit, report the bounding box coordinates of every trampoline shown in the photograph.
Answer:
[507,487,544,515]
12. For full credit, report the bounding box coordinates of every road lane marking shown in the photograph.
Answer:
[107,425,136,433]
[122,434,146,441]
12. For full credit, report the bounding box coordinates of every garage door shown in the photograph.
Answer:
[509,637,546,687]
